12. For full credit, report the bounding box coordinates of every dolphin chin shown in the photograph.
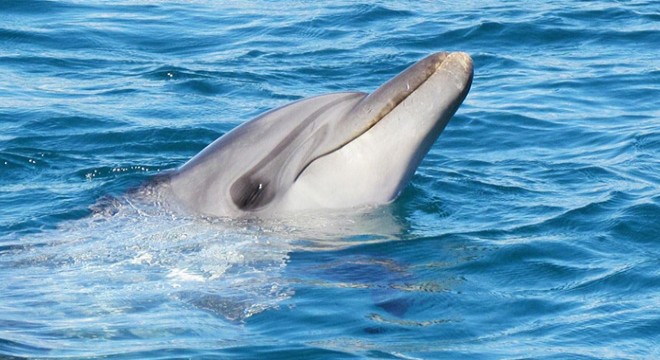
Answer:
[163,52,473,218]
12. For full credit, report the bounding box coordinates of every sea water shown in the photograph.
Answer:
[1,1,658,358]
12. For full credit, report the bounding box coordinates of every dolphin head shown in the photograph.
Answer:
[165,52,473,217]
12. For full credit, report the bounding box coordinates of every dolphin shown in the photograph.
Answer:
[160,52,473,218]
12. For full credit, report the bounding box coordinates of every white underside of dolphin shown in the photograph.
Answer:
[159,52,474,218]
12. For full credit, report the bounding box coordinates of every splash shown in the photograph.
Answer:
[1,190,295,325]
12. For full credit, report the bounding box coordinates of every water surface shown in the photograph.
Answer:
[1,0,659,358]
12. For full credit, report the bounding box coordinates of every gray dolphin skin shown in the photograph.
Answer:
[163,52,473,217]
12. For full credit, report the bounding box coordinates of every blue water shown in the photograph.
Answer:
[1,0,659,358]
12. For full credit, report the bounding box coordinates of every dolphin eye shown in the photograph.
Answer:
[230,177,274,211]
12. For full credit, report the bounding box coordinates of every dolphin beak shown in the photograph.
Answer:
[343,52,473,141]
[372,51,472,117]
[433,52,474,103]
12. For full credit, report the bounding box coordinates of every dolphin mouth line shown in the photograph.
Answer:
[294,52,464,181]
[347,52,452,140]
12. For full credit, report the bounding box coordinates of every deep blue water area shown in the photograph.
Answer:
[1,1,659,359]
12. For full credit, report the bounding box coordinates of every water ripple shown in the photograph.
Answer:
[1,0,659,359]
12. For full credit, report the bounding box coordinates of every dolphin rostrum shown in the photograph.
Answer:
[161,52,473,217]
